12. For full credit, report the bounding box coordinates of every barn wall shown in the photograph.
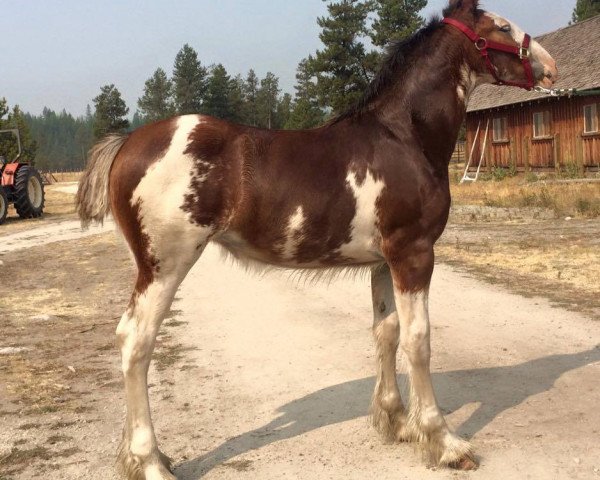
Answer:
[466,95,600,171]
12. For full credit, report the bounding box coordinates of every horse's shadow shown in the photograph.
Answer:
[176,346,600,478]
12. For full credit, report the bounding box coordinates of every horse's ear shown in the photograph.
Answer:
[447,0,479,14]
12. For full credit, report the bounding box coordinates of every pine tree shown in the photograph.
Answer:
[172,44,208,114]
[371,0,427,47]
[228,74,246,123]
[92,84,130,139]
[23,107,95,171]
[2,106,35,162]
[204,64,232,120]
[243,69,260,126]
[0,103,37,164]
[85,104,94,123]
[276,93,292,129]
[0,98,8,121]
[307,0,376,114]
[138,68,174,122]
[572,0,600,22]
[130,111,146,130]
[287,57,325,129]
[256,72,280,129]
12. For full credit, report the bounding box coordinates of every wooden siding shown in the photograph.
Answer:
[466,95,600,171]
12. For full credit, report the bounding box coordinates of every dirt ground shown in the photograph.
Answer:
[1,184,599,480]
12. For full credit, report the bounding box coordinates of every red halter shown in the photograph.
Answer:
[443,17,535,91]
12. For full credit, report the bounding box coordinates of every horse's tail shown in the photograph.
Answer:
[76,133,128,228]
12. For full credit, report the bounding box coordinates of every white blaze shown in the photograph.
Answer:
[485,11,554,73]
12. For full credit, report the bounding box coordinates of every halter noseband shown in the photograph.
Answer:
[443,17,535,91]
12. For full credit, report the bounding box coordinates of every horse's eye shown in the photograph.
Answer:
[500,25,511,33]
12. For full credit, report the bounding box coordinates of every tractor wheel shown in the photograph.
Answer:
[14,165,45,219]
[0,186,7,225]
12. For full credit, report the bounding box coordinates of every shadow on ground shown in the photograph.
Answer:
[176,346,600,478]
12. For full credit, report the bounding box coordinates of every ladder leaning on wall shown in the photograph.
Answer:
[461,119,490,183]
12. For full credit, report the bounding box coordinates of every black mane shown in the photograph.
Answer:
[332,16,444,123]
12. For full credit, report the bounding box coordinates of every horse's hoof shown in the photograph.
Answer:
[449,454,478,471]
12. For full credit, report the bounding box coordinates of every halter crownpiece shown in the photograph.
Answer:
[442,17,535,91]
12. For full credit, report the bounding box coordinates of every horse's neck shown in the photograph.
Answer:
[374,34,472,173]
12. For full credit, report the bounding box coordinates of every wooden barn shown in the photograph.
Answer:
[466,15,600,173]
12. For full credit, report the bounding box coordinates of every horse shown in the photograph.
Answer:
[76,1,557,478]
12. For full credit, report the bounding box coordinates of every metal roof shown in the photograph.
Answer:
[467,15,600,112]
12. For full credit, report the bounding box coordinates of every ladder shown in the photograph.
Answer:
[461,119,490,183]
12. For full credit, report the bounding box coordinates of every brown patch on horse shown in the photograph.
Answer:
[223,126,362,265]
[182,120,245,229]
[109,118,177,298]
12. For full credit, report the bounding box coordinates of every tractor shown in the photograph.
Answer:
[0,129,45,225]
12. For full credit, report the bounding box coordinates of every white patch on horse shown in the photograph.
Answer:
[338,171,385,261]
[282,206,305,259]
[132,115,213,274]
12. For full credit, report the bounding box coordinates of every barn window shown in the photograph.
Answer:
[492,117,508,142]
[533,111,551,138]
[584,104,598,134]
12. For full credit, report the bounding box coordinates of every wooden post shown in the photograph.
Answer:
[485,130,492,171]
[576,135,584,169]
[509,138,516,170]
[523,135,531,171]
[553,133,561,172]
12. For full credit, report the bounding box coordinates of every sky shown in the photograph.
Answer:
[1,0,576,117]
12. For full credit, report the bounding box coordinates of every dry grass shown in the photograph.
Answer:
[48,171,82,183]
[439,214,600,318]
[1,183,77,234]
[449,174,600,218]
[43,186,77,216]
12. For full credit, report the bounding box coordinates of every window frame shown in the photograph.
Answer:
[533,111,552,139]
[492,117,509,143]
[583,103,599,134]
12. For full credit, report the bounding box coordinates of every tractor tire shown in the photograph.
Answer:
[0,186,7,225]
[14,165,45,219]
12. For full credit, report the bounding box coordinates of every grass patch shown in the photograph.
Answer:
[451,176,600,218]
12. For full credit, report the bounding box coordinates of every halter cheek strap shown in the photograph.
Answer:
[443,17,535,91]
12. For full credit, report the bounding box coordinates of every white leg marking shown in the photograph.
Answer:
[395,288,473,464]
[371,265,406,442]
[339,171,385,260]
[117,278,187,479]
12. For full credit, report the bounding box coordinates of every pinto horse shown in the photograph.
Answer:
[77,1,557,478]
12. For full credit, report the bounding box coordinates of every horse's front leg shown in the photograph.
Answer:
[116,276,180,480]
[370,264,408,442]
[385,239,476,469]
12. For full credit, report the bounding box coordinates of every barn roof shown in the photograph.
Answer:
[467,15,600,112]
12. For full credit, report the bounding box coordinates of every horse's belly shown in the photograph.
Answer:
[215,230,383,269]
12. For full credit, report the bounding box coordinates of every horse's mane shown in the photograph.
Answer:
[331,17,443,123]
[332,3,483,123]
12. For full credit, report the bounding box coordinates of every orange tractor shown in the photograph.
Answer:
[0,129,45,225]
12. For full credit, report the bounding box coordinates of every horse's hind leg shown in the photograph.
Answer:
[370,264,408,442]
[113,214,211,479]
[116,274,186,480]
[115,231,208,480]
